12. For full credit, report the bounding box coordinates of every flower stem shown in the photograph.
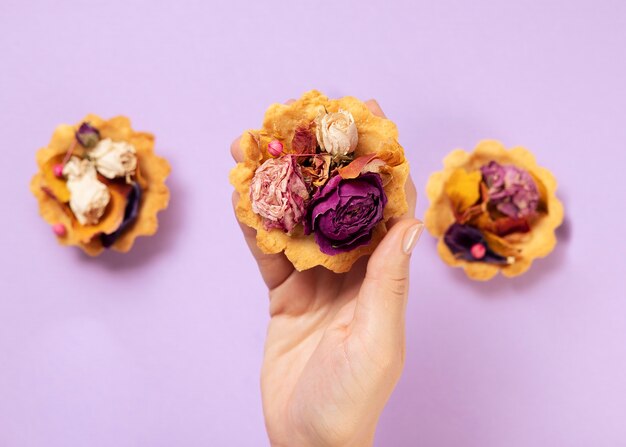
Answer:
[61,140,77,165]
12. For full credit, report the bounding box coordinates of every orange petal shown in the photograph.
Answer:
[338,153,378,179]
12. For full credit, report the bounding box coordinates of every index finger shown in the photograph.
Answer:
[365,99,386,118]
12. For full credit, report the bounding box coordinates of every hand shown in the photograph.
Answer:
[231,99,421,447]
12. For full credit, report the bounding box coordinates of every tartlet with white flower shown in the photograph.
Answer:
[425,140,564,280]
[30,115,171,255]
[230,91,409,273]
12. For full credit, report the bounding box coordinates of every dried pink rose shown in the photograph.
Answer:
[250,156,309,232]
[481,161,539,218]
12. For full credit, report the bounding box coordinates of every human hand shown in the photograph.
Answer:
[231,99,421,447]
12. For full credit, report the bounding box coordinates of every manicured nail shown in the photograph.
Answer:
[402,222,424,254]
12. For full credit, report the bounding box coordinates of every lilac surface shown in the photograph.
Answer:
[1,0,625,445]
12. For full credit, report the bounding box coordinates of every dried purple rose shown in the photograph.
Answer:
[444,223,511,264]
[250,156,309,233]
[481,161,539,218]
[75,122,101,148]
[304,172,386,255]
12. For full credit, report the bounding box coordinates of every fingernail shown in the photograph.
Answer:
[402,222,424,255]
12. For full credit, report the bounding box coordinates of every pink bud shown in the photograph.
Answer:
[53,163,64,178]
[267,140,283,157]
[470,243,486,260]
[52,223,67,237]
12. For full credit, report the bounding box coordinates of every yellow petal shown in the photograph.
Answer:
[444,169,482,213]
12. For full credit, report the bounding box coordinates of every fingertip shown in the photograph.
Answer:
[401,220,424,255]
[367,218,421,275]
[230,136,244,162]
[365,99,386,118]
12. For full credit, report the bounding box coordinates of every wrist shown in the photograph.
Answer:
[269,428,375,447]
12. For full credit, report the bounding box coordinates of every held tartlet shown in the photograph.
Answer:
[30,115,171,255]
[425,140,564,280]
[230,91,409,273]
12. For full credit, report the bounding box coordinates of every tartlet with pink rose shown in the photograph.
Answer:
[425,140,564,280]
[230,91,410,273]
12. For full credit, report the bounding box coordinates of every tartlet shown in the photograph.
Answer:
[30,115,170,255]
[230,91,409,273]
[425,140,564,280]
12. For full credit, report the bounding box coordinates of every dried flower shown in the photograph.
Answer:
[250,156,309,232]
[52,223,67,237]
[301,154,332,188]
[444,223,512,265]
[89,138,137,179]
[53,163,64,178]
[481,161,539,218]
[267,140,283,157]
[305,173,386,255]
[315,109,358,156]
[470,242,486,259]
[62,157,111,225]
[75,122,100,148]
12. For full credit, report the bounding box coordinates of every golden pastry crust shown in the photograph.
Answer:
[30,115,171,255]
[230,91,409,273]
[425,140,564,280]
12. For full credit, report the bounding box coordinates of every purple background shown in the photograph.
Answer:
[1,0,625,445]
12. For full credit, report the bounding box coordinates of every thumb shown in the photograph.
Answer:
[353,218,424,348]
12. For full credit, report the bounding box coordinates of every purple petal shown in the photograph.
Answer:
[75,122,101,148]
[443,223,509,264]
[100,182,141,248]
